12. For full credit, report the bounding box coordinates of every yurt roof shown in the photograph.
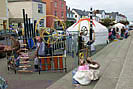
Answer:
[67,20,108,33]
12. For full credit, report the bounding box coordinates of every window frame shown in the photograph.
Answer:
[54,11,57,16]
[61,11,64,17]
[38,4,43,14]
[54,1,57,8]
[39,19,44,27]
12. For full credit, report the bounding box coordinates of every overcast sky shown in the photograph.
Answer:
[65,0,133,21]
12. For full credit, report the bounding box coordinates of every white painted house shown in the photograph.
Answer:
[95,10,106,20]
[72,9,89,22]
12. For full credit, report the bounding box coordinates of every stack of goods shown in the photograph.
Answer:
[17,43,33,73]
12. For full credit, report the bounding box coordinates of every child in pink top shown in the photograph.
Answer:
[78,59,89,71]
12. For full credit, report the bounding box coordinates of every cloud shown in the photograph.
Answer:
[65,0,133,21]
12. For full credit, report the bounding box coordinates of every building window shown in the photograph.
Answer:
[67,13,69,17]
[54,21,58,29]
[55,1,57,7]
[61,11,64,17]
[69,14,70,18]
[39,19,44,27]
[54,11,57,16]
[72,14,73,18]
[38,4,43,13]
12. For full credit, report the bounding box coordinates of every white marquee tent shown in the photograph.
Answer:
[113,23,125,29]
[66,20,109,45]
[129,22,133,26]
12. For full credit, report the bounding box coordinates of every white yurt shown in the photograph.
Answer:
[113,23,125,29]
[66,19,109,45]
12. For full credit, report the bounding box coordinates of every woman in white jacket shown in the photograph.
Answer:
[73,57,100,86]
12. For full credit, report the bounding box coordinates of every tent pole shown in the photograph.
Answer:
[90,7,93,57]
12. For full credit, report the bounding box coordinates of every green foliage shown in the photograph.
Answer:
[100,18,115,28]
[119,20,129,25]
[65,21,74,28]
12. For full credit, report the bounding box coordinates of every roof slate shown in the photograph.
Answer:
[72,9,89,16]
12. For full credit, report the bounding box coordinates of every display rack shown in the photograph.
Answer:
[7,43,33,73]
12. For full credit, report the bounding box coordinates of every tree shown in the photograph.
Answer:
[119,20,129,25]
[65,21,75,28]
[100,18,115,28]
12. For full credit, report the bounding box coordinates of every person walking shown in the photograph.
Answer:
[78,32,84,51]
[116,27,120,39]
[109,29,113,40]
[34,53,39,72]
[112,28,116,39]
[36,37,45,70]
[125,28,129,38]
[121,27,125,38]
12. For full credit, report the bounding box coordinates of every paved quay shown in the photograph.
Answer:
[47,31,133,89]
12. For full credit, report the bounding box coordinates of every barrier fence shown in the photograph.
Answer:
[38,55,67,74]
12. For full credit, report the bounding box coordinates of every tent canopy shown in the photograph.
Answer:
[113,23,125,29]
[66,19,109,45]
[67,20,108,33]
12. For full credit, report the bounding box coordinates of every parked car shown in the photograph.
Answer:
[0,30,17,37]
